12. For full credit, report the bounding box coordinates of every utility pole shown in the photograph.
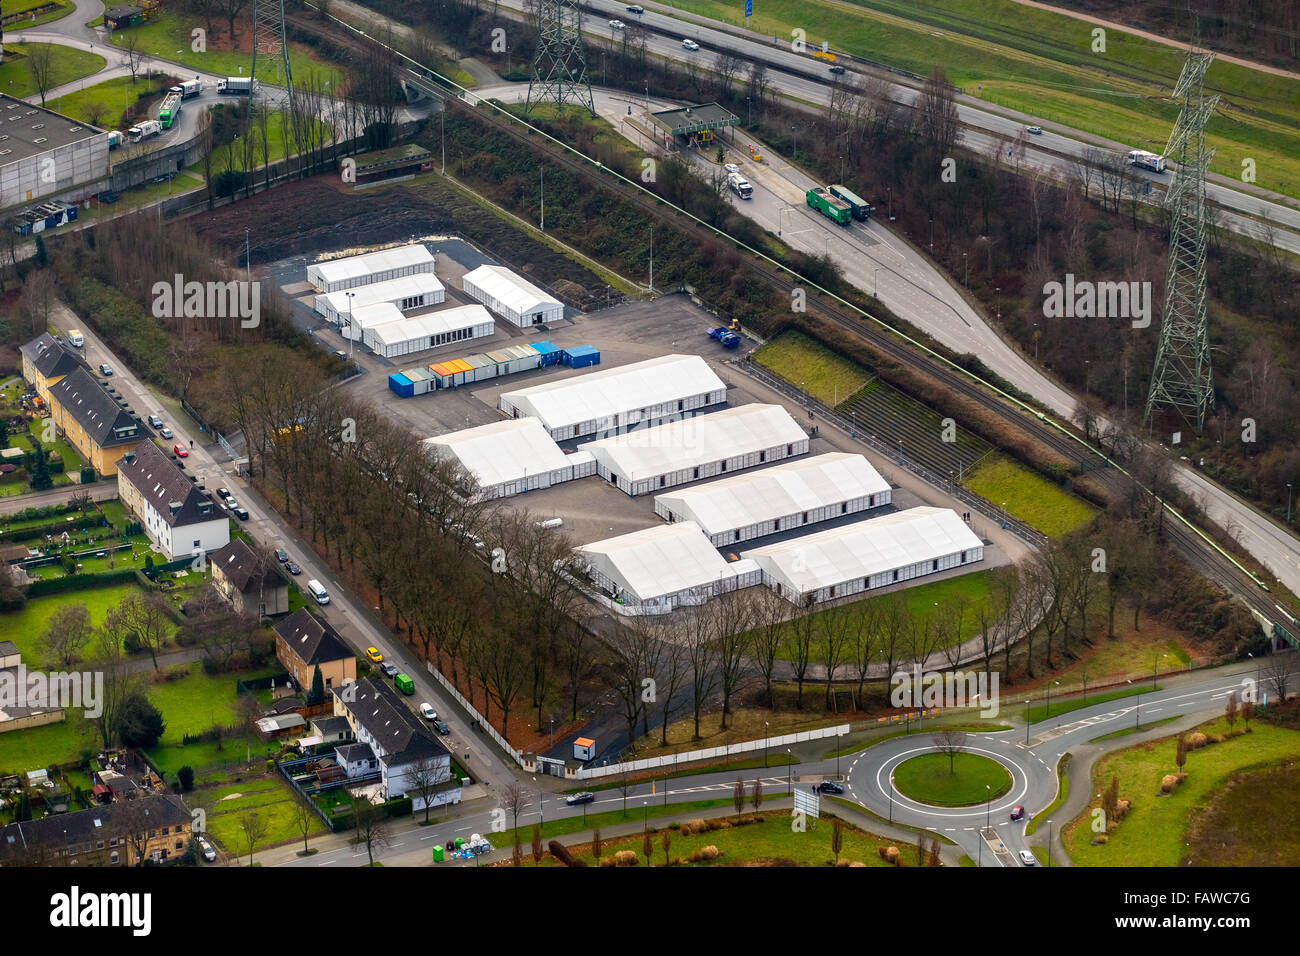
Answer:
[648,226,654,293]
[440,106,445,175]
[245,229,250,286]
[540,167,545,231]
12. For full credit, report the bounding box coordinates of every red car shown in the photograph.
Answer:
[173,444,188,458]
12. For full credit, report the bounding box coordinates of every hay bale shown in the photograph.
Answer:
[849,861,866,867]
[1160,774,1179,793]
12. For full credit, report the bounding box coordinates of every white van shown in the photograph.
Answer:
[306,579,330,605]
[67,330,85,347]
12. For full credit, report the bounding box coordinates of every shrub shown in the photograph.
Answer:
[1091,834,1109,845]
[884,846,900,865]
[1115,798,1131,818]
[177,766,195,791]
[698,845,719,860]
[1186,732,1208,749]
[614,850,637,867]
[1160,773,1179,793]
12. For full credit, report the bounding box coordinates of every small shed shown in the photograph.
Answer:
[573,737,595,761]
[564,345,600,369]
[531,340,562,366]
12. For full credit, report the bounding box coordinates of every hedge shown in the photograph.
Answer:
[25,567,144,597]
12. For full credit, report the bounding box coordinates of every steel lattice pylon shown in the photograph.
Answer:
[250,0,293,92]
[526,0,595,117]
[1144,48,1218,432]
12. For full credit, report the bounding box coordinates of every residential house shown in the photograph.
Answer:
[116,441,229,562]
[309,715,353,744]
[210,538,289,617]
[274,609,356,693]
[46,367,144,477]
[331,677,459,809]
[0,793,193,866]
[20,333,86,406]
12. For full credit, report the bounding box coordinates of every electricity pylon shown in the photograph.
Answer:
[250,0,294,92]
[1144,47,1218,432]
[526,0,595,117]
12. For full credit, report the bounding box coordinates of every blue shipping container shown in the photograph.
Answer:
[388,372,414,397]
[565,345,600,369]
[531,340,562,366]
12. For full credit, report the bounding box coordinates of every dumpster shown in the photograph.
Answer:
[432,844,444,862]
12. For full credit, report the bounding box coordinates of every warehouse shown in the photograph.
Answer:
[306,244,436,294]
[423,418,581,499]
[654,452,892,546]
[462,264,564,327]
[498,354,727,440]
[0,95,110,214]
[587,404,808,497]
[361,305,495,357]
[314,273,446,325]
[575,522,761,612]
[741,506,985,606]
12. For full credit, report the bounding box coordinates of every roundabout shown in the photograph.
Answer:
[892,752,1013,806]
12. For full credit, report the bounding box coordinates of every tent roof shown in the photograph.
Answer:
[368,305,494,345]
[500,354,726,431]
[740,507,984,592]
[310,244,434,284]
[463,264,561,315]
[654,453,890,534]
[587,404,806,482]
[576,522,733,602]
[423,418,572,490]
[317,273,445,313]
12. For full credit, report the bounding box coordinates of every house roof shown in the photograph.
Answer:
[48,367,143,449]
[256,713,307,733]
[211,538,285,593]
[336,742,376,764]
[0,640,18,659]
[0,793,191,861]
[28,335,87,381]
[116,440,221,528]
[273,609,352,666]
[311,715,352,736]
[331,677,449,766]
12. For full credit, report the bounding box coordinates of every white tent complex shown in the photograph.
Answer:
[314,274,446,325]
[587,403,808,497]
[498,354,727,441]
[423,418,595,499]
[361,305,495,358]
[575,522,761,612]
[654,452,892,547]
[741,506,985,605]
[306,244,436,294]
[462,264,564,327]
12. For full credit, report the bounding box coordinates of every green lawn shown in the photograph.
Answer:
[752,330,874,408]
[772,568,994,663]
[1066,717,1300,866]
[149,661,281,744]
[0,44,105,100]
[667,0,1300,200]
[1184,758,1300,866]
[46,75,167,127]
[196,774,325,853]
[1025,683,1149,723]
[499,798,733,847]
[5,0,73,28]
[0,582,140,663]
[146,733,268,779]
[962,454,1096,537]
[107,11,344,90]
[0,715,93,777]
[892,752,1012,806]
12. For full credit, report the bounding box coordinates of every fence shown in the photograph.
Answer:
[424,660,522,765]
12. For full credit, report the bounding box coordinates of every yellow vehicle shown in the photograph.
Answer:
[812,49,836,63]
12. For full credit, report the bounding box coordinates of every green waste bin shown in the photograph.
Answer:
[455,837,466,849]
[432,845,444,863]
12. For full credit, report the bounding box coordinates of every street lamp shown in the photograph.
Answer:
[963,251,968,288]
[1025,699,1031,744]
[642,800,649,831]
[985,784,991,830]
[1046,820,1053,867]
[1288,483,1293,524]
[533,776,543,827]
[1154,651,1166,690]
[764,722,769,768]
[874,267,879,298]
[786,749,793,796]
[345,291,356,358]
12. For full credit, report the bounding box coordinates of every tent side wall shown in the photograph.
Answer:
[596,435,809,497]
[758,542,985,606]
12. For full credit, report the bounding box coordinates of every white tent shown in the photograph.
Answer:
[314,273,446,324]
[462,264,564,327]
[423,418,579,499]
[655,452,892,546]
[362,305,495,357]
[576,522,759,610]
[342,301,404,341]
[498,354,727,440]
[587,404,809,497]
[306,244,436,293]
[741,506,985,605]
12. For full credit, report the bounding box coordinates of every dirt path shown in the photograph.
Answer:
[1005,0,1300,81]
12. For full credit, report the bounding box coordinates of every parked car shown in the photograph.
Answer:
[1027,125,1043,135]
[420,702,437,720]
[816,780,845,795]
[1019,849,1037,866]
[285,561,301,576]
[98,363,113,376]
[682,38,700,51]
[566,791,596,805]
[222,495,238,510]
[160,427,173,439]
[197,836,216,862]
[216,486,230,500]
[380,662,398,678]
[233,506,249,521]
[432,718,450,735]
[148,414,164,429]
[608,18,625,29]
[1010,805,1025,821]
[173,444,188,457]
[274,548,288,563]
[366,647,383,663]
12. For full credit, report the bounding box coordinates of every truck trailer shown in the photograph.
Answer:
[1126,150,1167,173]
[158,91,183,128]
[174,79,203,98]
[217,77,256,95]
[806,186,851,225]
[106,130,124,150]
[829,184,873,221]
[127,120,162,143]
[727,172,753,199]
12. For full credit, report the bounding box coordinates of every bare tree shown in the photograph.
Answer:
[292,798,316,856]
[1264,652,1295,703]
[239,810,269,866]
[932,729,967,774]
[41,603,93,667]
[919,66,959,154]
[351,797,390,867]
[500,780,529,833]
[122,32,146,82]
[409,756,448,824]
[26,43,57,106]
[713,50,744,99]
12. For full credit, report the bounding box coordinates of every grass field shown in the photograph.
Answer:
[1184,758,1300,866]
[0,582,140,663]
[1024,683,1149,723]
[4,0,73,28]
[892,751,1012,806]
[195,774,324,855]
[107,12,344,90]
[668,0,1300,199]
[1064,717,1300,866]
[147,661,281,745]
[752,330,873,407]
[0,44,105,100]
[46,75,166,126]
[771,568,995,663]
[962,454,1096,537]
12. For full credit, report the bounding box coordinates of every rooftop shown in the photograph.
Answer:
[576,521,734,602]
[423,417,572,491]
[463,264,562,316]
[0,93,104,173]
[116,440,220,527]
[273,609,353,666]
[48,367,142,449]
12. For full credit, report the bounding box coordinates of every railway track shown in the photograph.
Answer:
[287,4,1288,635]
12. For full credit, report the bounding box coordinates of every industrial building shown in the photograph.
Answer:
[587,403,809,497]
[462,264,564,327]
[0,94,110,215]
[360,304,495,358]
[422,418,595,500]
[498,353,727,440]
[575,522,762,612]
[314,273,446,325]
[654,452,892,546]
[741,506,985,606]
[306,243,436,294]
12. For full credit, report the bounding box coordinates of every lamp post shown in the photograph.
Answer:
[346,291,355,358]
[887,185,894,221]
[1288,483,1293,524]
[1154,651,1166,690]
[888,772,894,822]
[963,251,968,288]
[1046,820,1053,867]
[642,800,649,832]
[873,267,879,298]
[533,776,543,827]
[929,217,934,249]
[764,722,769,768]
[1025,699,1031,743]
[786,749,793,796]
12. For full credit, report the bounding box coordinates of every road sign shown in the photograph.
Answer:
[745,0,752,16]
[793,787,820,819]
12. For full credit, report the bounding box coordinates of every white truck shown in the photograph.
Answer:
[727,172,753,199]
[1126,150,1167,173]
[174,78,203,98]
[216,77,256,95]
[106,130,124,150]
[127,120,162,143]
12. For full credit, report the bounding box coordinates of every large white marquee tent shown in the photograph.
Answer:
[306,244,436,294]
[423,417,592,499]
[314,273,446,325]
[462,264,564,327]
[361,305,495,358]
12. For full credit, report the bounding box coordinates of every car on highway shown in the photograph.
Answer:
[148,414,164,429]
[197,836,216,862]
[682,38,699,51]
[160,426,173,439]
[1027,125,1043,135]
[566,792,596,805]
[626,4,643,12]
[173,444,188,457]
[829,65,845,74]
[608,18,625,29]
[1019,849,1036,866]
[723,162,740,174]
[366,647,383,663]
[816,780,845,794]
[420,702,438,720]
[1010,805,1025,821]
[380,662,398,678]
[233,506,249,521]
[98,363,113,376]
[274,548,288,563]
[285,561,302,576]
[432,718,450,735]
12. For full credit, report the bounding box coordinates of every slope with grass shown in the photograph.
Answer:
[961,454,1096,538]
[0,44,105,100]
[752,330,874,407]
